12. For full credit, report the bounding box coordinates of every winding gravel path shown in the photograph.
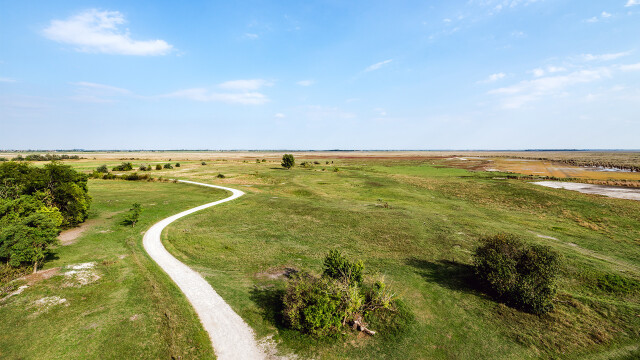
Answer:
[143,180,266,360]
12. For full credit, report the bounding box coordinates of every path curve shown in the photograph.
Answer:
[143,180,265,360]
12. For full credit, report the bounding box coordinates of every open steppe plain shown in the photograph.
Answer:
[1,151,639,359]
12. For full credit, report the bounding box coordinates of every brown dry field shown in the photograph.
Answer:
[2,150,639,180]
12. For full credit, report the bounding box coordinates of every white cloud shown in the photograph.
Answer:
[43,9,172,56]
[0,77,16,83]
[601,11,612,18]
[480,72,506,83]
[374,108,387,116]
[218,79,272,91]
[274,113,285,118]
[364,59,393,72]
[244,33,259,39]
[163,88,269,105]
[72,81,131,94]
[620,62,640,71]
[489,68,612,108]
[585,11,613,23]
[532,68,546,77]
[581,51,630,62]
[69,81,133,102]
[296,80,315,86]
[626,0,640,7]
[530,66,566,77]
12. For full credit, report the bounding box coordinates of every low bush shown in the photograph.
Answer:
[175,163,180,167]
[216,173,225,178]
[201,161,206,165]
[281,154,295,169]
[155,164,162,170]
[163,163,173,169]
[473,234,561,314]
[112,162,133,171]
[122,203,142,227]
[595,273,639,294]
[283,250,411,338]
[96,164,108,173]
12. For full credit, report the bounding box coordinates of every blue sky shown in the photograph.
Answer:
[1,0,639,150]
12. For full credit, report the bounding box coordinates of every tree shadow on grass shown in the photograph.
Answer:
[249,286,287,330]
[405,257,485,296]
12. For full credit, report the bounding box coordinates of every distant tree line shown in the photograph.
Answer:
[6,154,83,162]
[0,162,91,273]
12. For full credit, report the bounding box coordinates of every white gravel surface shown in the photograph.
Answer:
[143,180,266,360]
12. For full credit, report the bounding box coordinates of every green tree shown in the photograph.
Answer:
[281,154,295,169]
[122,203,142,227]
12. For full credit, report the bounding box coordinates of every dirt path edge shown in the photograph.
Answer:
[143,180,266,360]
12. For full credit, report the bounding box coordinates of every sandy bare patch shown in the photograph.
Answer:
[18,267,61,285]
[1,285,29,302]
[533,181,640,201]
[129,314,143,321]
[256,267,298,280]
[63,262,101,287]
[32,296,68,315]
[58,218,102,245]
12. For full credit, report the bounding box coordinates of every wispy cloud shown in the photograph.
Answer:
[274,113,285,118]
[364,59,393,72]
[581,51,631,62]
[0,77,16,83]
[43,9,172,56]
[244,33,259,40]
[296,80,315,86]
[163,88,269,105]
[69,81,133,102]
[626,0,640,7]
[530,66,566,77]
[586,11,613,23]
[218,79,273,91]
[72,81,131,94]
[489,68,612,109]
[480,72,506,83]
[620,62,640,71]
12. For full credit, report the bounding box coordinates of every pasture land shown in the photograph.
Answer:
[2,152,639,359]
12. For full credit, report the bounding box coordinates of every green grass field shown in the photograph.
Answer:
[162,159,640,359]
[2,157,639,359]
[0,180,227,359]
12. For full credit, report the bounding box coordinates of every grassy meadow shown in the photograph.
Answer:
[0,180,227,359]
[2,153,639,359]
[161,157,639,359]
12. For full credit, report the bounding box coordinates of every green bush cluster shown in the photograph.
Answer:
[473,234,561,314]
[96,164,109,173]
[281,154,295,169]
[0,162,90,272]
[122,203,142,227]
[12,154,81,161]
[156,164,162,170]
[112,162,133,171]
[163,163,173,169]
[283,250,411,337]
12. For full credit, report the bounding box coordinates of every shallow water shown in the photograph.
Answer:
[533,181,640,201]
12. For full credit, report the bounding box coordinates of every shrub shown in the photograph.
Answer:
[175,163,180,167]
[323,249,364,285]
[155,164,162,170]
[314,161,320,165]
[596,274,639,294]
[201,161,206,165]
[112,162,133,171]
[281,154,295,169]
[282,250,410,338]
[333,167,339,172]
[139,165,147,171]
[473,234,561,314]
[96,164,108,173]
[163,163,173,169]
[122,203,142,227]
[256,159,261,163]
[216,173,225,178]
